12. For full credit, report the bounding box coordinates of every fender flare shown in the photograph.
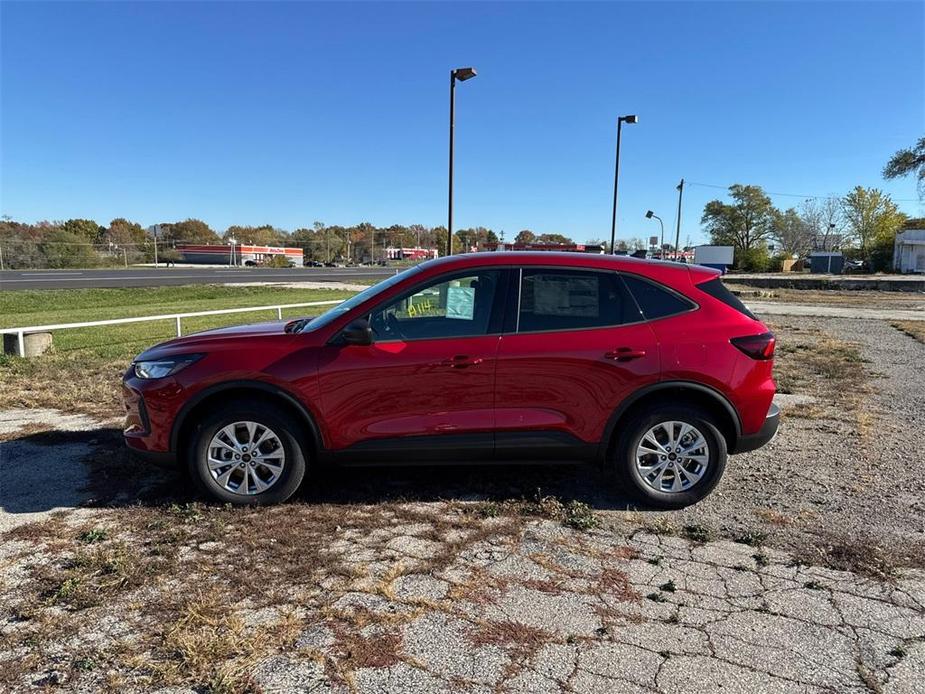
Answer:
[597,380,742,461]
[169,379,324,454]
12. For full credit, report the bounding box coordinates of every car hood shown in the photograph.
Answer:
[134,320,293,360]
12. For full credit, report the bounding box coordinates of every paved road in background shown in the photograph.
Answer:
[0,266,397,290]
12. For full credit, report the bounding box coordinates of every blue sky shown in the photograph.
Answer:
[1,1,922,245]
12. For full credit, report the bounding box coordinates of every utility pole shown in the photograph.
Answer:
[123,247,128,268]
[153,229,159,268]
[0,243,4,271]
[674,179,684,261]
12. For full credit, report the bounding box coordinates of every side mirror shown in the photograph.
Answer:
[341,317,373,346]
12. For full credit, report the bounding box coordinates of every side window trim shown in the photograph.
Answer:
[618,271,699,322]
[366,268,508,343]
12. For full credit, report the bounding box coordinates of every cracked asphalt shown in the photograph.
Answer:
[245,511,925,693]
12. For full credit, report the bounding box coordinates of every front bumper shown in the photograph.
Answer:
[730,403,780,454]
[122,377,180,465]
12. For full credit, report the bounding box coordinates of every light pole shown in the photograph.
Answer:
[448,66,477,257]
[645,210,664,258]
[674,178,684,261]
[610,114,638,254]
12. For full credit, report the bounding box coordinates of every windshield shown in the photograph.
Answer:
[296,265,423,333]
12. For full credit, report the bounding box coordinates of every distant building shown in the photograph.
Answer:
[383,247,439,261]
[176,244,303,266]
[894,229,925,274]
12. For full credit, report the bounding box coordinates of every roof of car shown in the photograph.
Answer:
[418,251,698,274]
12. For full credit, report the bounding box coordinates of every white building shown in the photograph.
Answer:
[894,229,925,274]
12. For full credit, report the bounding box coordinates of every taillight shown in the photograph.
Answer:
[730,332,775,360]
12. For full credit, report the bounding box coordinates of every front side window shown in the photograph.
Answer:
[370,270,502,341]
[517,269,639,333]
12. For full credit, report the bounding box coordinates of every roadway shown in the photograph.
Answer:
[0,266,397,290]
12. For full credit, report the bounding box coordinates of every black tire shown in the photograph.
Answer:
[613,405,727,509]
[188,403,307,505]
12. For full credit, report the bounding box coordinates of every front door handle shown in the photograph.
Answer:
[605,347,646,362]
[436,355,484,369]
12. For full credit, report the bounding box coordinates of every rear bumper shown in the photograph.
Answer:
[731,403,780,454]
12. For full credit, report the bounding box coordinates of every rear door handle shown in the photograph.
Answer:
[605,347,646,362]
[436,355,484,369]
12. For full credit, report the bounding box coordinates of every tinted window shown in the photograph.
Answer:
[621,274,695,320]
[370,270,502,341]
[696,277,756,319]
[517,269,640,333]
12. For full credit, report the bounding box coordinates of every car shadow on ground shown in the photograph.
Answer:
[1,427,649,517]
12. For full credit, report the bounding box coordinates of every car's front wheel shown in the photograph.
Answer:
[189,404,307,505]
[613,406,727,509]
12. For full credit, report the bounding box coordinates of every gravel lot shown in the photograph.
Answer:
[1,313,924,692]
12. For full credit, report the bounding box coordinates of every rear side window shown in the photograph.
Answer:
[621,274,695,320]
[696,277,756,319]
[517,269,640,333]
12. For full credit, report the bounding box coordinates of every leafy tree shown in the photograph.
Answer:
[514,230,536,245]
[536,233,574,245]
[701,185,776,256]
[587,238,609,252]
[883,136,925,196]
[771,208,813,256]
[224,224,288,246]
[902,217,925,230]
[104,218,145,246]
[158,219,220,245]
[62,218,102,242]
[40,229,99,268]
[841,187,906,270]
[454,227,498,252]
[799,197,845,251]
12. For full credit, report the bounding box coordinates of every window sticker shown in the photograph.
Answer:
[446,286,475,320]
[531,275,598,317]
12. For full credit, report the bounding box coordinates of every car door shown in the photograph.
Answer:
[316,268,508,461]
[493,267,660,460]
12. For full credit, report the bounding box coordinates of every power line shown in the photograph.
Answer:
[686,181,920,203]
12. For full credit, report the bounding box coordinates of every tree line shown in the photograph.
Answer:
[0,217,584,269]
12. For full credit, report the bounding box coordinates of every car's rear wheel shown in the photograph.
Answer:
[613,406,727,509]
[189,404,307,505]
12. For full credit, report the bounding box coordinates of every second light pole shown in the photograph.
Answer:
[447,66,477,256]
[610,114,638,254]
[645,210,664,258]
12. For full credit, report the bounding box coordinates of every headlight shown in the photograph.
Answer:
[133,354,203,380]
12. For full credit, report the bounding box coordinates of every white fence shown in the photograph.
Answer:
[0,300,343,356]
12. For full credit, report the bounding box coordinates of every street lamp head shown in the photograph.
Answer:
[620,114,638,124]
[453,67,477,81]
[645,210,654,219]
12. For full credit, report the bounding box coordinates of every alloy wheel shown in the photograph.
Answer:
[634,420,710,493]
[207,421,286,495]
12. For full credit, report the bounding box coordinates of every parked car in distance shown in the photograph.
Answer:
[123,252,778,508]
[305,260,324,267]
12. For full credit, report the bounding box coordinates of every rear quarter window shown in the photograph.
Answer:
[695,277,756,319]
[621,274,696,320]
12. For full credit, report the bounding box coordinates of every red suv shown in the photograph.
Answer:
[123,252,778,508]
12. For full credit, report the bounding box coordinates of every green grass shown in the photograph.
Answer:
[0,285,356,359]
